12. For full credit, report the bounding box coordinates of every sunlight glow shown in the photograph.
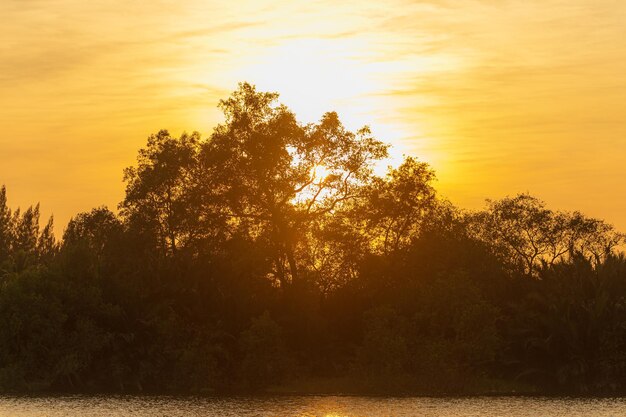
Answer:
[223,33,467,177]
[226,37,451,177]
[3,0,626,230]
[293,164,333,205]
[234,38,374,124]
[312,164,331,183]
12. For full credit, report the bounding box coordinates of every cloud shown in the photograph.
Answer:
[1,0,626,228]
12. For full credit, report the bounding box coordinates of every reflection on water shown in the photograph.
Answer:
[1,395,626,417]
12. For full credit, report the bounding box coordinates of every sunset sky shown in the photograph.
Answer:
[2,0,625,230]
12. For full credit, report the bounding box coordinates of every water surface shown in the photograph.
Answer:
[1,395,626,416]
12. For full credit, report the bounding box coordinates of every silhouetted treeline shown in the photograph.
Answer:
[0,83,625,394]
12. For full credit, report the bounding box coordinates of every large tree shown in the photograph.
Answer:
[471,194,624,276]
[198,83,388,285]
[121,130,210,257]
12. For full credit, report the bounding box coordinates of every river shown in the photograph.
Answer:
[1,395,626,416]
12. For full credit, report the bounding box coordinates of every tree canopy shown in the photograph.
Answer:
[0,83,624,395]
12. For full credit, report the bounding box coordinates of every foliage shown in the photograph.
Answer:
[239,312,291,389]
[470,194,624,276]
[0,84,624,394]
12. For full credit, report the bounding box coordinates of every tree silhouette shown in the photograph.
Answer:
[471,194,624,276]
[0,83,625,395]
[198,82,388,285]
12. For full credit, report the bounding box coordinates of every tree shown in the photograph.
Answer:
[62,207,124,277]
[239,311,290,389]
[299,157,438,291]
[199,82,388,285]
[357,156,437,254]
[471,194,624,276]
[8,203,55,272]
[37,216,57,263]
[0,186,12,267]
[12,204,40,256]
[0,267,120,391]
[357,306,410,380]
[3,83,626,395]
[121,130,206,257]
[509,255,626,392]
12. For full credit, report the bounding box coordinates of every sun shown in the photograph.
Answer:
[233,38,374,125]
[229,37,429,174]
[312,164,331,182]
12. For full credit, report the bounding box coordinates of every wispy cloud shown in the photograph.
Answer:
[1,0,625,228]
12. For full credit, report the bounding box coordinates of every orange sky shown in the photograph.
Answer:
[1,0,625,231]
